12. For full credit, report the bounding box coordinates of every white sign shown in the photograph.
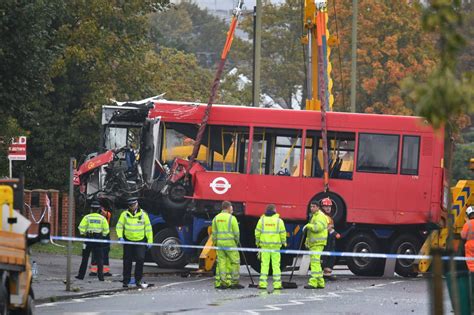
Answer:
[8,136,27,161]
[209,177,232,195]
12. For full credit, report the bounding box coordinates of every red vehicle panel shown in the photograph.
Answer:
[151,101,445,227]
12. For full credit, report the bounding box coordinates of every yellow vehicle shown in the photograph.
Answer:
[418,159,474,272]
[0,179,50,315]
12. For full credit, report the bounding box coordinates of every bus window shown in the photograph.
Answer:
[161,123,207,166]
[161,122,248,173]
[401,135,420,175]
[105,126,141,150]
[357,133,399,174]
[306,131,355,179]
[250,128,302,176]
[207,126,249,173]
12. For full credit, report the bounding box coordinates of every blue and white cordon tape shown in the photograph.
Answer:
[48,235,474,261]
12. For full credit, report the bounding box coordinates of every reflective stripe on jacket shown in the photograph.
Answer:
[78,213,110,236]
[255,213,287,249]
[116,209,153,243]
[211,211,240,247]
[305,211,328,248]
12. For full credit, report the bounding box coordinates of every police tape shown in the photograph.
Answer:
[49,235,474,262]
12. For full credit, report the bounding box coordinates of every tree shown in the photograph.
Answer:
[233,0,304,109]
[328,0,438,114]
[0,0,61,176]
[5,0,172,188]
[403,1,474,313]
[149,1,229,68]
[233,0,438,113]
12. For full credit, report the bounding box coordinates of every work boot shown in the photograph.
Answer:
[104,272,112,277]
[122,283,129,288]
[230,283,244,289]
[304,285,318,289]
[89,272,97,276]
[137,281,148,288]
[215,285,229,290]
[75,275,84,280]
[98,278,104,282]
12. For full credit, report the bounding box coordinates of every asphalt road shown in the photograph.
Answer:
[36,270,453,315]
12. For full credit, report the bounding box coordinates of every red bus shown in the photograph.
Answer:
[77,100,445,277]
[150,100,445,276]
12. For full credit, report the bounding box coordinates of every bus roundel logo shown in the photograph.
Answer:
[210,177,232,195]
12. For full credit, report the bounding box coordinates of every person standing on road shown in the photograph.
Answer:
[320,197,340,278]
[76,201,110,281]
[461,206,474,272]
[211,201,243,289]
[89,204,112,277]
[255,204,287,290]
[116,197,153,288]
[303,200,328,289]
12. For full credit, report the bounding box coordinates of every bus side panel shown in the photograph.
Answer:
[243,175,305,220]
[192,171,248,204]
[395,135,432,224]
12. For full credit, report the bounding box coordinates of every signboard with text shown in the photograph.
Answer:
[8,136,27,160]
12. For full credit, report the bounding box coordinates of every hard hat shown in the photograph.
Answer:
[467,206,474,216]
[127,197,139,205]
[320,197,333,207]
[90,201,101,209]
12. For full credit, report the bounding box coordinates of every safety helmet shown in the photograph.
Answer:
[466,206,474,216]
[127,197,139,205]
[90,201,101,209]
[320,197,333,207]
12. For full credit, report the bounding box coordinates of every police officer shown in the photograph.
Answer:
[89,204,112,276]
[116,197,153,288]
[304,200,328,289]
[211,201,243,289]
[76,201,110,281]
[255,204,287,290]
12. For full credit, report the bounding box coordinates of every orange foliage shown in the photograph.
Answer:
[328,0,437,115]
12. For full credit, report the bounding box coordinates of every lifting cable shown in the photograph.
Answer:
[316,5,330,192]
[188,0,244,169]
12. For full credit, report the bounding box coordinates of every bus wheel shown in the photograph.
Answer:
[346,233,384,276]
[390,234,421,278]
[150,228,187,269]
[162,183,191,211]
[309,192,345,226]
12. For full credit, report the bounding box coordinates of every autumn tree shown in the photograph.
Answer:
[233,0,304,109]
[327,0,438,114]
[149,1,229,68]
[233,0,438,113]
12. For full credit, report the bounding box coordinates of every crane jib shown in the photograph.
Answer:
[188,0,244,168]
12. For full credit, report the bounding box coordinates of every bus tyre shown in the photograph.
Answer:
[150,228,187,269]
[390,234,421,278]
[310,192,345,226]
[346,233,384,276]
[162,183,191,211]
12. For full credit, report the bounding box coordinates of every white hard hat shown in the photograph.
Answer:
[467,206,474,216]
